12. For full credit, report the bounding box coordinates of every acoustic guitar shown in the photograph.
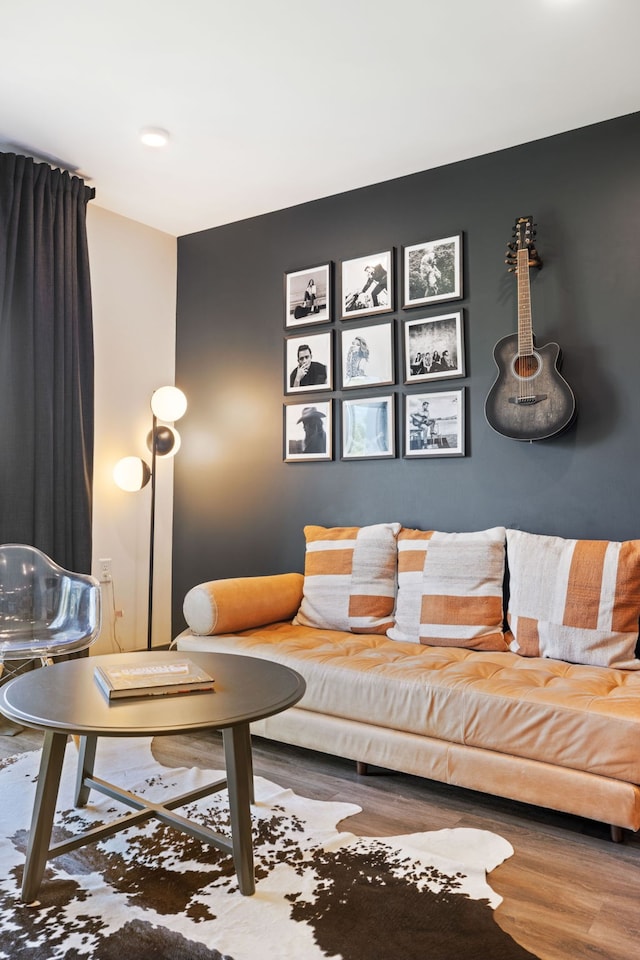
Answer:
[485,216,575,441]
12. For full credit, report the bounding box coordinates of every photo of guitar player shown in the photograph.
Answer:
[285,263,331,327]
[405,389,465,458]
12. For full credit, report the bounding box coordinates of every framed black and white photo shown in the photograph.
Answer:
[404,311,465,383]
[284,263,332,328]
[340,320,394,389]
[284,400,333,462]
[404,389,465,458]
[341,394,395,460]
[402,235,462,308]
[341,250,393,319]
[285,331,332,394]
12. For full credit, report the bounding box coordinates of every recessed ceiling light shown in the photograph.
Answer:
[139,127,170,148]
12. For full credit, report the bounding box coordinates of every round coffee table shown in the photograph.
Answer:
[0,650,305,902]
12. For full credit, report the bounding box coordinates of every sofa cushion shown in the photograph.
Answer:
[176,622,640,785]
[506,529,640,669]
[293,523,400,634]
[387,527,508,650]
[183,573,304,635]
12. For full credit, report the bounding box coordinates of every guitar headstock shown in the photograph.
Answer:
[505,216,543,272]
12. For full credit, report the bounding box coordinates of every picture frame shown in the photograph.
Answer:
[403,311,465,384]
[341,249,393,319]
[284,400,333,462]
[340,320,395,389]
[284,263,332,328]
[341,394,395,460]
[404,389,465,458]
[285,331,332,394]
[402,234,462,308]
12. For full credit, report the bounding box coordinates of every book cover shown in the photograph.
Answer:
[94,658,215,700]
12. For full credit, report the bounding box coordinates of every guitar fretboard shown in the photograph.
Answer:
[517,247,533,357]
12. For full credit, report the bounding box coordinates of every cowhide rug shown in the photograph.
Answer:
[0,738,540,959]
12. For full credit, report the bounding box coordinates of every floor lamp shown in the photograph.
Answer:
[113,386,187,650]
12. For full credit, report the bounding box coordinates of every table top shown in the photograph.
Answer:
[0,650,306,737]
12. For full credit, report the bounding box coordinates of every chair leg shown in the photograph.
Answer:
[0,718,25,736]
[0,663,26,736]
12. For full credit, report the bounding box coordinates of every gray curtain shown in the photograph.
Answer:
[0,153,95,573]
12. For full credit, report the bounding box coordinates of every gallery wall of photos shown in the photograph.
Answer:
[283,236,466,463]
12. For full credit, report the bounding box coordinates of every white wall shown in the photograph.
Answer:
[88,205,177,653]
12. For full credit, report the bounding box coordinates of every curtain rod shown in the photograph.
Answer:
[0,139,92,182]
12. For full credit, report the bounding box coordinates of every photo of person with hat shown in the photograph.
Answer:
[297,406,326,454]
[285,400,332,461]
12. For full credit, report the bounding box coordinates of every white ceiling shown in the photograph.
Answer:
[2,0,639,238]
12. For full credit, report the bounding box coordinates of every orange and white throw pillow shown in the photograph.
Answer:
[506,529,640,669]
[293,523,401,634]
[388,527,508,650]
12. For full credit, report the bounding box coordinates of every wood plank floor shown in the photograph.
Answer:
[2,725,639,959]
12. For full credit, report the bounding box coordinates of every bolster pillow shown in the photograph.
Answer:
[183,573,304,636]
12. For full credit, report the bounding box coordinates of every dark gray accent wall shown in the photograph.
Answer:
[173,112,640,635]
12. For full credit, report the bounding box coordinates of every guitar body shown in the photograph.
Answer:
[485,333,576,441]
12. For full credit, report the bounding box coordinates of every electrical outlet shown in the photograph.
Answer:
[98,558,112,582]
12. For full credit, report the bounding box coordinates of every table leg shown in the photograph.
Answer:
[223,723,255,895]
[74,735,98,807]
[247,732,255,805]
[21,731,68,902]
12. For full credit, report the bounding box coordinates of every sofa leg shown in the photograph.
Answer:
[610,825,624,843]
[356,761,369,776]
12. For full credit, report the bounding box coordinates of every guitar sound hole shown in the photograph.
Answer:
[514,354,540,379]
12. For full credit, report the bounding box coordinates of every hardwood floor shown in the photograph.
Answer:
[2,726,639,959]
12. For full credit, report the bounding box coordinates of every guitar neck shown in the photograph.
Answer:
[517,248,534,356]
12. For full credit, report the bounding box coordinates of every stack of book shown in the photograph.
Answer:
[94,658,215,701]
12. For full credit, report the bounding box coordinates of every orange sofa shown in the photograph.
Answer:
[175,563,640,840]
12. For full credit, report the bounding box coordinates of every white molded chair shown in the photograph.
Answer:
[0,544,101,682]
